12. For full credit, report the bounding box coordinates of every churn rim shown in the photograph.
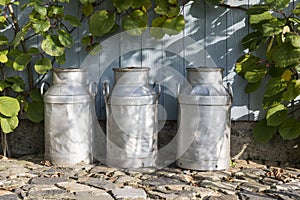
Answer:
[186,67,224,72]
[113,67,150,72]
[53,68,86,72]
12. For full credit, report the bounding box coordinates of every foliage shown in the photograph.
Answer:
[236,0,300,142]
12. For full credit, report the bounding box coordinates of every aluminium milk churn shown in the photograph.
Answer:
[42,68,96,166]
[103,67,160,168]
[176,67,232,171]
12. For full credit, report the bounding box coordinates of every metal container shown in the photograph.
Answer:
[176,67,232,171]
[104,67,160,168]
[42,68,95,166]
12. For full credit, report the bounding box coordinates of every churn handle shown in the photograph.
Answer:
[102,81,110,102]
[40,82,50,96]
[153,81,161,97]
[226,82,233,100]
[88,81,98,97]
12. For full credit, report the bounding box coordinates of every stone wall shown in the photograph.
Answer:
[1,120,299,164]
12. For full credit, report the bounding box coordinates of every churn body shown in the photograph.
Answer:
[104,67,159,168]
[176,67,231,171]
[43,68,94,166]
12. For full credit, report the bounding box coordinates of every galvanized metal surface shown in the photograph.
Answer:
[43,68,95,166]
[176,67,232,171]
[104,67,160,168]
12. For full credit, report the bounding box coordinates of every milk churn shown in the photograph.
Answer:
[103,67,160,168]
[42,68,96,166]
[176,67,232,171]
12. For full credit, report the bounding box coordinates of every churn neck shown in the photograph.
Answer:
[53,68,87,85]
[113,67,150,85]
[186,67,224,85]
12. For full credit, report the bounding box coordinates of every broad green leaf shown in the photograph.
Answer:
[263,91,283,109]
[150,17,166,39]
[32,19,50,33]
[163,15,185,35]
[285,33,300,48]
[0,115,19,134]
[205,0,224,6]
[26,101,44,123]
[281,69,293,81]
[81,35,92,46]
[262,21,283,37]
[112,0,132,12]
[266,104,287,126]
[0,0,11,6]
[244,69,266,83]
[32,3,47,17]
[0,96,20,117]
[264,77,287,97]
[6,76,25,93]
[11,31,26,48]
[58,0,69,2]
[82,2,93,16]
[154,0,169,15]
[132,0,151,9]
[56,53,66,64]
[48,5,64,17]
[268,66,286,77]
[13,54,32,71]
[282,80,300,101]
[279,118,300,140]
[58,30,73,48]
[34,58,52,74]
[122,10,147,36]
[293,2,300,16]
[249,12,273,27]
[0,35,8,46]
[253,119,277,142]
[235,54,260,75]
[168,0,177,4]
[41,35,65,57]
[271,43,300,68]
[241,31,263,51]
[80,0,95,3]
[64,15,81,27]
[245,80,262,93]
[265,0,290,10]
[0,80,10,92]
[28,47,40,55]
[86,42,102,55]
[246,5,270,15]
[0,50,8,63]
[29,89,43,101]
[89,10,116,37]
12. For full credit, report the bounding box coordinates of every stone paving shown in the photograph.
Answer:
[0,155,300,200]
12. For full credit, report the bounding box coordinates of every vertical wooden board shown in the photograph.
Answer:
[225,0,250,121]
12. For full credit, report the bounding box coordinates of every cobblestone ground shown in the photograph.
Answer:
[0,155,299,200]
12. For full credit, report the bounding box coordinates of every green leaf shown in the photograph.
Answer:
[249,12,273,27]
[0,96,20,117]
[263,91,283,109]
[48,5,64,17]
[266,104,287,126]
[271,43,300,68]
[168,0,177,4]
[89,10,116,37]
[0,50,8,63]
[28,47,40,55]
[0,80,10,92]
[235,54,260,75]
[262,21,283,37]
[58,30,73,48]
[32,3,47,17]
[282,80,300,101]
[11,31,26,48]
[241,31,263,51]
[253,119,277,142]
[132,0,151,9]
[0,0,11,6]
[163,15,185,35]
[0,115,19,134]
[245,80,262,93]
[122,10,148,36]
[6,76,25,93]
[246,5,270,15]
[154,0,169,15]
[29,89,43,102]
[13,54,32,71]
[26,101,44,123]
[150,17,166,39]
[41,35,65,57]
[81,35,92,46]
[34,58,52,74]
[58,0,69,2]
[82,2,94,16]
[113,0,132,12]
[265,0,290,10]
[0,35,8,46]
[293,2,300,16]
[56,53,66,64]
[32,19,50,33]
[264,77,288,97]
[285,33,300,48]
[64,15,81,27]
[80,0,95,3]
[205,0,224,6]
[279,118,300,140]
[244,69,266,83]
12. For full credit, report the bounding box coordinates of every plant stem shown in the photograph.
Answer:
[1,131,6,157]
